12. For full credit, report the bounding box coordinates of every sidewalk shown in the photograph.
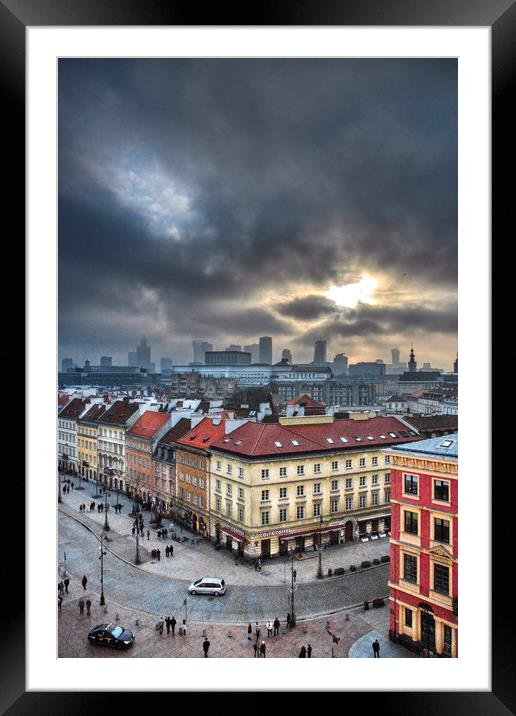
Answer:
[60,474,390,587]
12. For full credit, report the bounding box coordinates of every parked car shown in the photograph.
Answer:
[88,623,135,649]
[188,577,226,596]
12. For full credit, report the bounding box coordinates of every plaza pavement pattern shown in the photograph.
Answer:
[59,573,408,659]
[58,477,390,626]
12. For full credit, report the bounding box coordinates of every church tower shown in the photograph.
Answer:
[408,345,417,372]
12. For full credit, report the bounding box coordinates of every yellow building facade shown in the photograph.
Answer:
[77,404,107,480]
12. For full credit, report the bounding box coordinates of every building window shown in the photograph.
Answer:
[297,465,305,476]
[313,483,321,495]
[238,487,244,500]
[215,479,221,491]
[345,478,352,489]
[434,480,450,502]
[279,508,288,522]
[238,467,244,478]
[405,608,413,627]
[331,460,339,470]
[330,498,338,513]
[279,467,287,477]
[359,494,366,508]
[226,484,232,496]
[314,463,321,474]
[359,458,366,467]
[238,505,244,523]
[359,476,367,487]
[313,503,321,517]
[443,625,453,656]
[372,474,379,485]
[433,563,450,595]
[279,487,287,499]
[371,493,379,506]
[227,464,232,475]
[216,460,221,471]
[372,456,378,466]
[384,472,391,484]
[297,485,304,497]
[384,489,391,504]
[404,511,419,535]
[215,496,221,511]
[297,505,304,519]
[199,495,204,508]
[331,480,339,491]
[403,554,418,583]
[385,455,391,464]
[226,502,232,517]
[261,469,270,480]
[261,490,270,502]
[404,474,419,496]
[261,511,270,525]
[434,518,450,544]
[345,497,353,510]
[345,459,352,469]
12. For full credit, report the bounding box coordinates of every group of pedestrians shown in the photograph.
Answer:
[252,640,267,657]
[298,644,313,658]
[248,616,282,644]
[58,578,70,596]
[78,598,92,616]
[155,616,179,636]
[62,483,73,494]
[156,528,170,539]
[254,557,262,571]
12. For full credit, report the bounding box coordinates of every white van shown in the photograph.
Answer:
[188,577,226,596]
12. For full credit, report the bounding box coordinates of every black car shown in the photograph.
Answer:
[88,623,135,649]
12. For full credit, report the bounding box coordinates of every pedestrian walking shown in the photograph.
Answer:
[58,595,62,611]
[169,544,173,556]
[266,620,273,637]
[156,618,165,636]
[86,599,91,616]
[202,638,211,657]
[81,575,88,590]
[286,612,291,630]
[156,548,161,561]
[78,598,85,615]
[258,557,262,571]
[165,616,171,635]
[307,643,312,658]
[63,578,70,594]
[147,530,150,540]
[247,623,252,641]
[372,639,380,658]
[171,616,177,636]
[298,645,307,658]
[260,641,267,658]
[132,526,135,536]
[253,642,259,657]
[165,546,170,558]
[255,623,261,642]
[255,557,260,571]
[273,617,280,636]
[181,619,187,636]
[58,581,64,596]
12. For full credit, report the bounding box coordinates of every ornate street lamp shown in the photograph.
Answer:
[99,535,107,606]
[316,515,324,579]
[103,487,110,532]
[289,548,297,629]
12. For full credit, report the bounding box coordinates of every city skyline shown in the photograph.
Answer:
[59,59,457,368]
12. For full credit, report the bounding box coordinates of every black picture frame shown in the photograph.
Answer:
[6,0,507,710]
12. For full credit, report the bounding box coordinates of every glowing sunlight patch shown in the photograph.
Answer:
[325,274,378,308]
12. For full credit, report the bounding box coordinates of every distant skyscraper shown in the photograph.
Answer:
[100,356,112,367]
[161,357,174,373]
[259,336,272,364]
[128,351,137,367]
[391,347,400,367]
[244,344,260,362]
[333,353,348,376]
[422,362,431,370]
[453,354,458,374]
[136,336,151,369]
[282,348,292,363]
[61,357,74,372]
[314,339,327,366]
[193,340,212,364]
[408,346,417,372]
[226,344,242,352]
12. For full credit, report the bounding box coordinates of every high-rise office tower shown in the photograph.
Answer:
[259,336,272,364]
[128,351,137,367]
[161,357,174,373]
[61,357,74,372]
[333,353,348,376]
[282,348,292,363]
[391,347,400,367]
[100,356,112,367]
[193,341,212,363]
[136,337,151,369]
[226,344,242,352]
[314,339,327,366]
[408,346,417,372]
[244,344,260,363]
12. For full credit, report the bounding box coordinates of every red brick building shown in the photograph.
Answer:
[126,411,172,504]
[386,434,458,657]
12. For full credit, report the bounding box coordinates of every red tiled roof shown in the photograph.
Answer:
[158,418,192,446]
[127,410,170,438]
[177,417,227,450]
[58,394,70,406]
[287,394,326,408]
[211,416,419,458]
[79,404,107,423]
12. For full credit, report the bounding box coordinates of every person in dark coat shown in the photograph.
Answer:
[202,638,211,657]
[273,617,280,636]
[247,623,252,640]
[169,544,174,556]
[58,595,63,611]
[286,612,291,630]
[81,575,88,590]
[165,616,171,635]
[299,645,307,658]
[372,639,380,658]
[307,643,312,658]
[63,578,70,594]
[156,548,161,561]
[78,598,85,615]
[147,530,150,540]
[171,616,177,636]
[58,581,64,596]
[253,642,259,657]
[85,599,91,616]
[165,546,170,557]
[260,641,266,658]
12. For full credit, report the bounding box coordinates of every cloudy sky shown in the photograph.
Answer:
[59,59,457,369]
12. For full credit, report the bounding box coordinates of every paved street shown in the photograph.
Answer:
[58,573,404,658]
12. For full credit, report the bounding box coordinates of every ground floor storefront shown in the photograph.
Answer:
[389,588,457,657]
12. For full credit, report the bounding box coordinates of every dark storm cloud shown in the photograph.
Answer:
[58,58,457,363]
[279,295,340,321]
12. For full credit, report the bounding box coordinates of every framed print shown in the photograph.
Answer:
[6,0,510,709]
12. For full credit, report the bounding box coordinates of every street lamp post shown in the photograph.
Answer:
[290,549,297,628]
[134,518,141,564]
[317,515,324,579]
[99,535,107,606]
[103,488,110,531]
